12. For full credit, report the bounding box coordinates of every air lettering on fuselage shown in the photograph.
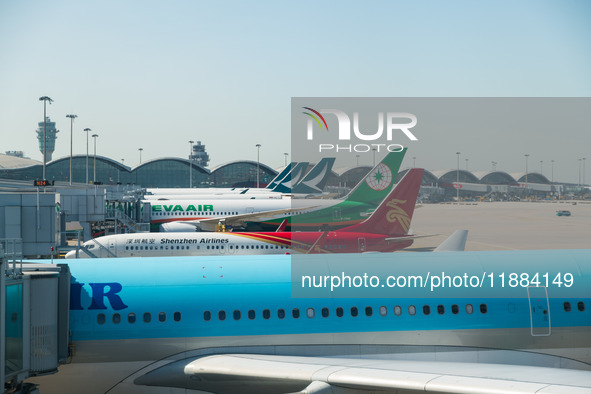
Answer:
[152,204,214,212]
[70,282,128,311]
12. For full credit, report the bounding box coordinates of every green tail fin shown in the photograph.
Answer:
[344,148,407,205]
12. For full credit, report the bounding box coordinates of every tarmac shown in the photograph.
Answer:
[408,201,591,251]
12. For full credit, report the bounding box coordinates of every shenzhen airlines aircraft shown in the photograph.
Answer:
[65,169,424,259]
[30,250,591,393]
[156,149,406,232]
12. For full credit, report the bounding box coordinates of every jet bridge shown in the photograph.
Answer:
[1,239,70,394]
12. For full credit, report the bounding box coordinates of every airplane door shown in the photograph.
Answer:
[333,207,341,221]
[218,244,226,255]
[358,237,366,252]
[109,239,116,257]
[527,286,551,336]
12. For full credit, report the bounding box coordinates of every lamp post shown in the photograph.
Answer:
[551,160,554,182]
[456,152,460,204]
[66,114,77,184]
[540,160,543,175]
[92,134,99,183]
[372,148,377,167]
[524,154,529,192]
[412,156,416,168]
[138,148,143,164]
[584,158,587,186]
[284,152,288,166]
[189,140,194,188]
[39,96,53,179]
[83,128,91,183]
[256,144,261,188]
[491,161,497,171]
[579,159,582,186]
[465,158,469,171]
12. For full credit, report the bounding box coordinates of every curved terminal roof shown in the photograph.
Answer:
[0,155,562,189]
[0,153,41,169]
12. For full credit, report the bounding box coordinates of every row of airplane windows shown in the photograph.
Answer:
[152,211,239,216]
[124,244,289,251]
[203,303,489,322]
[96,311,182,325]
[93,300,588,326]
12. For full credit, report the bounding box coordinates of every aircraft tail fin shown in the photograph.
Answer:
[292,158,336,194]
[340,168,423,236]
[266,162,294,190]
[272,162,309,193]
[343,148,406,205]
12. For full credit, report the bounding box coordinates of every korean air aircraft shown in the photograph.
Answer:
[30,249,591,393]
[157,149,406,232]
[66,169,424,259]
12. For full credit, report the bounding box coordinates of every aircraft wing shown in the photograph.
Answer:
[385,234,437,242]
[184,354,591,394]
[173,206,319,232]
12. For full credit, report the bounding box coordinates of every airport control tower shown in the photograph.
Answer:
[36,117,59,162]
[191,140,210,167]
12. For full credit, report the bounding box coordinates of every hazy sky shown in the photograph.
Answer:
[1,1,590,182]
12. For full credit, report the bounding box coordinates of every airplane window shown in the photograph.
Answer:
[365,306,373,317]
[336,307,344,317]
[437,305,445,315]
[97,314,105,325]
[173,312,181,322]
[423,305,431,315]
[221,246,224,250]
[563,302,572,312]
[394,305,402,316]
[230,245,233,250]
[507,303,516,314]
[479,304,488,314]
[256,245,259,249]
[233,310,241,320]
[379,306,387,316]
[248,310,256,320]
[128,313,136,323]
[408,305,416,316]
[204,311,211,321]
[112,313,121,324]
[277,309,285,319]
[241,245,245,249]
[350,307,358,317]
[207,246,210,250]
[125,246,128,250]
[177,246,180,250]
[143,312,151,323]
[218,311,226,321]
[263,309,271,319]
[159,312,166,322]
[451,304,459,314]
[292,308,300,319]
[466,304,473,314]
[307,308,315,318]
[321,307,329,318]
[578,301,585,312]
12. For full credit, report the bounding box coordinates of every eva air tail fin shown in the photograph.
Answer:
[340,168,423,236]
[292,158,336,194]
[343,148,407,205]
